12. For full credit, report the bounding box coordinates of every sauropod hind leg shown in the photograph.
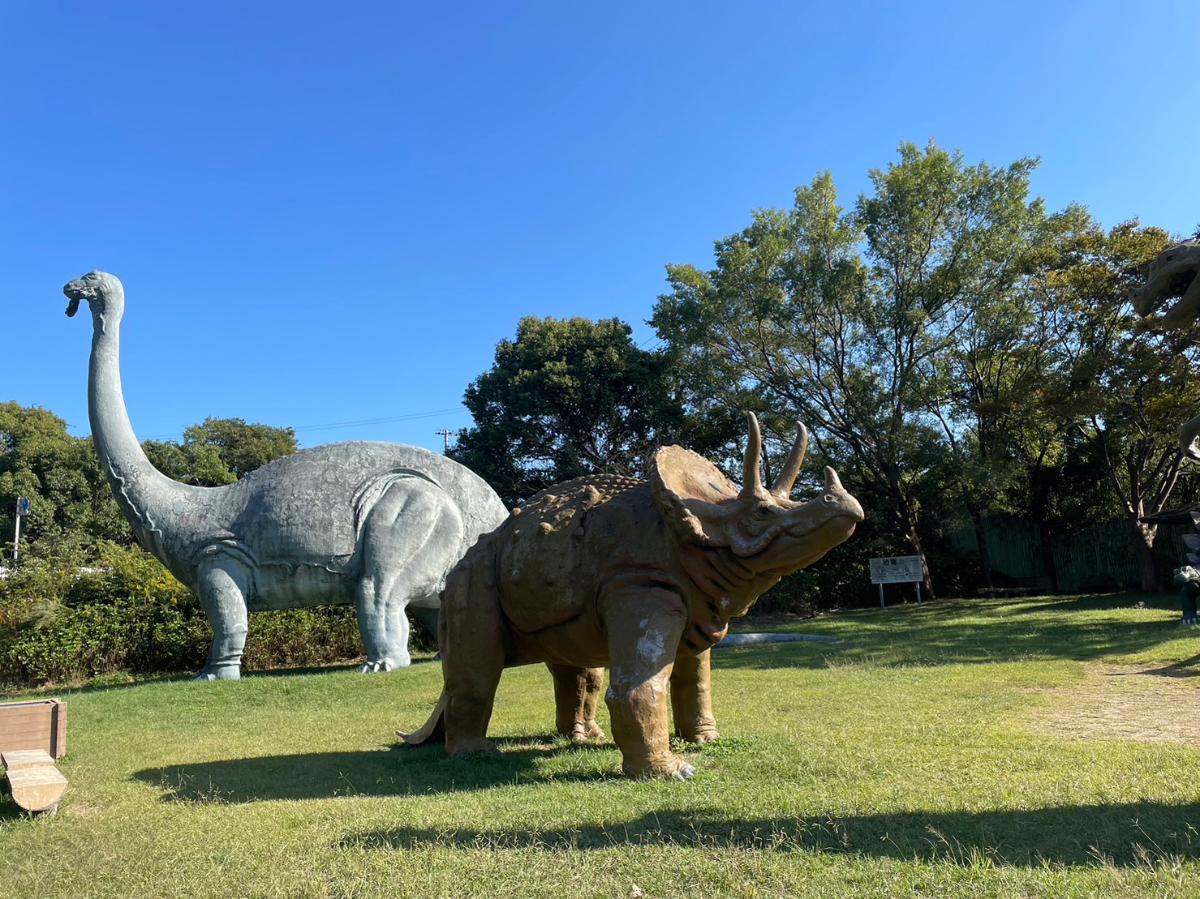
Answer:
[357,478,464,673]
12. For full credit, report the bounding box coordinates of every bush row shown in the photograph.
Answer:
[0,541,373,686]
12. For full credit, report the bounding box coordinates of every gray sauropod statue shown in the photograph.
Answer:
[63,271,508,680]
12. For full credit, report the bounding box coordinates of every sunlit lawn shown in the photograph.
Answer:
[4,592,1200,897]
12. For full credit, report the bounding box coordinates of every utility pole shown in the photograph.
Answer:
[435,429,454,454]
[12,497,30,562]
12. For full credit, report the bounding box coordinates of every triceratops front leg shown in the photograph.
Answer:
[602,589,694,780]
[670,648,720,744]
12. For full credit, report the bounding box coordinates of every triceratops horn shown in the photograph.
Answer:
[771,422,809,497]
[823,466,843,493]
[740,411,764,498]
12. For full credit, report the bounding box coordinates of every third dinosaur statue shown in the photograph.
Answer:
[1131,238,1200,457]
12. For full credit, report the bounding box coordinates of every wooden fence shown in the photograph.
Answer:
[948,514,1193,593]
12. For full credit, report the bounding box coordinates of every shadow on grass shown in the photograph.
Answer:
[719,594,1189,671]
[1,658,442,700]
[0,799,30,822]
[134,738,613,803]
[342,802,1200,867]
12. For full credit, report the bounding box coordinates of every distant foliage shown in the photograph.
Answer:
[0,541,366,686]
[0,402,130,547]
[450,316,701,505]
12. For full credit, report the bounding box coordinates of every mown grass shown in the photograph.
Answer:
[4,592,1200,897]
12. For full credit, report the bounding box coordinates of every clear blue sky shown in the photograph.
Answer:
[4,1,1198,452]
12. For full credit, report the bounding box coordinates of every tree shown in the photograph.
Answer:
[926,206,1090,586]
[179,418,297,480]
[143,440,237,487]
[0,402,129,550]
[1045,221,1200,590]
[451,316,691,505]
[653,144,1049,598]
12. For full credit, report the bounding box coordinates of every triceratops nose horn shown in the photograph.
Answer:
[823,466,843,493]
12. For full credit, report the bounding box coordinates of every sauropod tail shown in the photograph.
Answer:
[397,691,447,746]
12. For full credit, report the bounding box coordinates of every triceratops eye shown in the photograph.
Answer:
[755,506,772,518]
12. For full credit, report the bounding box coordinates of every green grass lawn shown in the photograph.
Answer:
[5,592,1200,897]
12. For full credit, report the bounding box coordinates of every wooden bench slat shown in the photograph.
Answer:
[2,749,56,769]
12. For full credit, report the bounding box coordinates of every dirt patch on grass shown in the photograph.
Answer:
[1032,663,1200,745]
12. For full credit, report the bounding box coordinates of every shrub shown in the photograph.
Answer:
[0,541,382,686]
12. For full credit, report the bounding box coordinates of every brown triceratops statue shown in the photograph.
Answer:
[402,413,864,779]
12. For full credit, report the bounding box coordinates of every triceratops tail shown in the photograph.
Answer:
[397,691,448,746]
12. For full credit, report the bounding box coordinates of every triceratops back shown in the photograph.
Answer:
[496,474,650,633]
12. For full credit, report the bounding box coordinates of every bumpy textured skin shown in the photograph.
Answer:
[403,417,864,779]
[63,272,508,680]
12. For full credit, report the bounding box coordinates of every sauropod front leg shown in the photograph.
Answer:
[195,555,252,681]
[357,478,464,673]
[602,590,691,779]
[547,664,606,742]
[670,648,720,743]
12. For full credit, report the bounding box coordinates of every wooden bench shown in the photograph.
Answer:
[0,699,68,815]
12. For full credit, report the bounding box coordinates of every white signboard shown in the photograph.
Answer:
[869,555,923,585]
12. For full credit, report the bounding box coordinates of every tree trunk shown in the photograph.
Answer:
[1025,464,1059,591]
[968,506,993,588]
[1132,518,1160,593]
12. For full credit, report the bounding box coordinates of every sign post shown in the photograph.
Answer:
[12,497,30,562]
[869,555,924,607]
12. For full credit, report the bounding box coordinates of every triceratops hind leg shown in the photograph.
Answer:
[439,562,505,756]
[547,664,606,742]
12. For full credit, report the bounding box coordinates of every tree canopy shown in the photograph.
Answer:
[450,316,694,505]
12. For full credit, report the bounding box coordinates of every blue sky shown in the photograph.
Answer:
[3,1,1198,452]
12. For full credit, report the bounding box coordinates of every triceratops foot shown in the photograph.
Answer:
[624,753,697,781]
[568,720,606,743]
[446,737,499,757]
[194,665,240,682]
[359,653,411,673]
[679,726,721,745]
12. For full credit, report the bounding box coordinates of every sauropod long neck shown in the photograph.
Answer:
[87,307,194,557]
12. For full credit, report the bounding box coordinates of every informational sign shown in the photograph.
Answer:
[15,498,31,517]
[869,555,923,584]
[869,555,924,607]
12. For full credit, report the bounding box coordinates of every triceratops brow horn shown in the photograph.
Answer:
[770,422,809,497]
[740,411,765,499]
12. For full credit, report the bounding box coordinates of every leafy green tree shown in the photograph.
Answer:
[0,402,129,551]
[1044,221,1200,589]
[653,144,1048,598]
[180,418,297,480]
[926,206,1091,586]
[451,316,691,505]
[143,439,236,487]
